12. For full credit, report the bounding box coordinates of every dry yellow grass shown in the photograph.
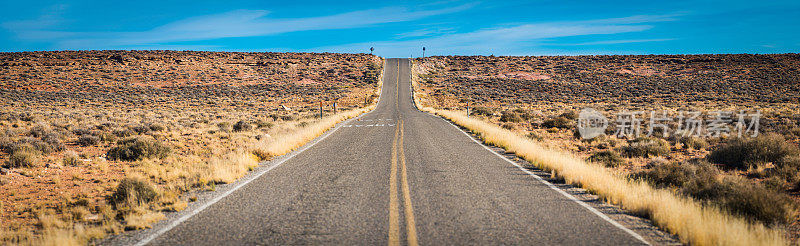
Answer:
[251,106,375,159]
[0,53,385,245]
[430,109,787,246]
[410,61,788,245]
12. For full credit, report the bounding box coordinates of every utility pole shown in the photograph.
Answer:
[422,47,426,58]
[467,101,470,118]
[333,100,337,114]
[319,101,323,119]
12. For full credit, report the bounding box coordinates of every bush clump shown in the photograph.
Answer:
[708,133,800,170]
[588,150,624,167]
[634,161,718,189]
[232,120,253,132]
[4,146,41,168]
[254,120,274,129]
[675,136,708,150]
[526,132,543,141]
[634,161,796,225]
[8,137,63,154]
[107,137,171,161]
[148,123,166,132]
[559,111,579,120]
[499,111,523,123]
[113,129,135,138]
[693,176,797,225]
[110,177,158,208]
[131,125,151,134]
[62,151,81,166]
[77,135,101,147]
[542,116,572,129]
[619,137,670,158]
[469,107,493,117]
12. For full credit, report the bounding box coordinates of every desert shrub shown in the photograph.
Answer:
[131,125,151,134]
[595,138,619,149]
[676,136,708,150]
[634,161,717,189]
[690,176,796,225]
[512,109,535,121]
[96,122,116,131]
[788,127,800,137]
[499,111,523,123]
[62,151,80,166]
[772,156,800,189]
[708,133,800,170]
[232,120,253,132]
[113,129,135,138]
[619,137,670,158]
[148,123,166,132]
[107,137,171,161]
[72,128,96,136]
[501,123,515,130]
[99,132,117,142]
[4,146,41,168]
[470,107,493,117]
[16,112,35,122]
[40,133,64,153]
[254,120,274,129]
[635,161,795,225]
[11,137,62,154]
[542,116,572,129]
[588,150,624,167]
[77,135,101,146]
[110,177,158,208]
[217,122,231,132]
[279,115,296,121]
[559,111,579,120]
[526,132,543,141]
[27,125,50,138]
[0,137,13,153]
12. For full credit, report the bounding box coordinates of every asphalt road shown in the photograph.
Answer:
[141,58,649,245]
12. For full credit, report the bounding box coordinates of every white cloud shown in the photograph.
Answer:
[395,27,456,38]
[314,14,678,56]
[555,38,677,46]
[5,3,475,49]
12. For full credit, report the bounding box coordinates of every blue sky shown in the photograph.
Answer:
[1,0,798,57]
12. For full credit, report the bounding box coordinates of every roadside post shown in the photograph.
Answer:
[467,101,470,118]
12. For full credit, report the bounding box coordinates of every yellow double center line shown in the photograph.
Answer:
[389,120,417,246]
[389,60,418,246]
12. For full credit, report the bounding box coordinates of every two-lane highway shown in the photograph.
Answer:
[135,58,649,245]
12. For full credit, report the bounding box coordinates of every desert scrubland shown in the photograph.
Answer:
[413,54,800,244]
[0,50,382,244]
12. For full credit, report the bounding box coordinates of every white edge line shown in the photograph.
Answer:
[409,58,650,245]
[438,114,652,246]
[134,114,361,246]
[137,57,390,246]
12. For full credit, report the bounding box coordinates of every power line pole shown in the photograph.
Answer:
[422,47,426,58]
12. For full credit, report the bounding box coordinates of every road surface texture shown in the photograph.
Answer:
[114,58,676,245]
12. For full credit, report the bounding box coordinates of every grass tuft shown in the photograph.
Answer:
[107,137,171,161]
[708,133,800,170]
[431,109,786,246]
